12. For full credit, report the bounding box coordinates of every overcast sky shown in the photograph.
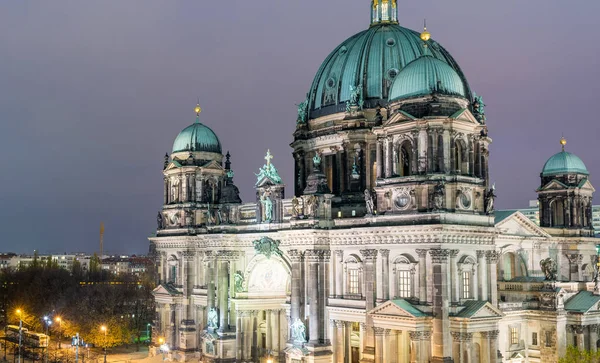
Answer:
[0,1,598,255]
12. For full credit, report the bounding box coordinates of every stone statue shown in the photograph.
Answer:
[207,308,219,329]
[171,182,179,203]
[297,98,308,124]
[291,196,301,218]
[304,195,318,218]
[261,192,273,222]
[233,270,245,293]
[163,153,169,170]
[364,189,375,215]
[473,92,486,122]
[593,257,600,293]
[433,182,445,210]
[540,258,557,281]
[313,153,322,170]
[291,319,306,344]
[157,212,163,229]
[485,184,496,215]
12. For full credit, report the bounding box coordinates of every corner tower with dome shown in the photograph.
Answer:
[150,2,599,363]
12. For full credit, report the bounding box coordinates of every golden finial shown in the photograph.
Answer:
[560,136,567,151]
[420,19,431,42]
[194,103,202,116]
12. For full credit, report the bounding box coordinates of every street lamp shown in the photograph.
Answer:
[100,325,107,363]
[42,316,52,363]
[55,317,62,349]
[158,338,168,363]
[16,309,22,363]
[146,323,151,343]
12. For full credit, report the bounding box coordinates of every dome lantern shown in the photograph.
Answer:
[171,104,222,155]
[371,0,398,26]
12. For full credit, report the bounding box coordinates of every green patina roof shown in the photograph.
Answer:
[494,210,517,224]
[172,119,222,154]
[390,299,427,317]
[542,151,589,177]
[389,55,467,101]
[455,300,488,318]
[564,291,600,313]
[307,23,471,118]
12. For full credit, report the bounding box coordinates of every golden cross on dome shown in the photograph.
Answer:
[194,103,202,116]
[265,149,273,166]
[560,136,567,151]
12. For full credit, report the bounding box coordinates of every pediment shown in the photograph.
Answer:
[496,211,550,238]
[454,301,504,319]
[539,179,569,191]
[449,108,479,124]
[383,110,416,126]
[578,179,596,192]
[369,299,426,318]
[164,160,183,171]
[152,284,181,297]
[256,176,281,188]
[201,160,224,171]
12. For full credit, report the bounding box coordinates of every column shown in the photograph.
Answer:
[443,127,451,173]
[590,325,598,352]
[489,330,499,363]
[476,250,488,301]
[273,309,280,353]
[320,251,331,344]
[266,309,272,350]
[337,148,346,193]
[216,251,232,332]
[450,250,459,304]
[306,250,321,345]
[335,250,344,298]
[244,311,252,360]
[335,321,344,363]
[431,130,438,172]
[416,249,428,304]
[385,137,392,178]
[386,330,397,363]
[574,325,585,351]
[345,322,352,363]
[429,249,452,362]
[374,327,385,363]
[408,331,420,363]
[486,251,499,306]
[205,252,215,312]
[360,249,378,360]
[376,139,383,178]
[288,249,304,340]
[235,312,242,361]
[381,249,390,301]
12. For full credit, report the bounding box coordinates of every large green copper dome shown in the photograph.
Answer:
[542,151,589,177]
[307,23,471,119]
[389,55,467,101]
[172,120,222,154]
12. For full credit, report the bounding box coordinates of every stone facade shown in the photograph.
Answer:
[149,2,599,363]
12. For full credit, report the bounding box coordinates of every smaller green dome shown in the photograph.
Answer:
[389,55,466,102]
[172,121,222,154]
[542,151,589,177]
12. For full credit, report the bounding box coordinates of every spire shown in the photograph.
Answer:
[370,0,398,26]
[420,19,431,55]
[194,101,202,123]
[560,136,567,152]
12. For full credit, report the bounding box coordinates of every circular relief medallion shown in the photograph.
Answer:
[460,193,471,209]
[394,193,411,210]
[326,77,336,89]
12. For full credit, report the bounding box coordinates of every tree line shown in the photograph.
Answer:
[0,252,155,350]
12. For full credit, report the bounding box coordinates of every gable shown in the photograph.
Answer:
[538,179,569,192]
[369,299,427,318]
[454,300,504,319]
[449,108,479,124]
[578,179,596,192]
[496,211,550,238]
[201,160,224,171]
[164,160,183,171]
[383,110,416,126]
[152,284,181,296]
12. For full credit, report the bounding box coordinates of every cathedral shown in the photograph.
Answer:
[149,2,599,362]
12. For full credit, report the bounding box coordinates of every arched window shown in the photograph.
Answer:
[396,141,412,177]
[458,256,476,300]
[167,255,179,284]
[344,255,363,298]
[454,139,468,175]
[392,255,416,299]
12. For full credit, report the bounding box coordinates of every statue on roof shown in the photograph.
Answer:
[348,84,364,111]
[255,150,283,185]
[473,93,486,122]
[157,212,164,229]
[291,318,306,344]
[313,153,322,170]
[364,189,375,215]
[485,184,496,215]
[540,258,557,281]
[297,98,309,124]
[432,181,445,210]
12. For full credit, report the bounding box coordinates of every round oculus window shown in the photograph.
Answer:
[395,193,410,209]
[339,46,348,55]
[326,78,336,88]
[386,38,396,47]
[387,68,399,80]
[460,193,471,209]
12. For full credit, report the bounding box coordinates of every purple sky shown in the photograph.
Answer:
[0,1,598,254]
